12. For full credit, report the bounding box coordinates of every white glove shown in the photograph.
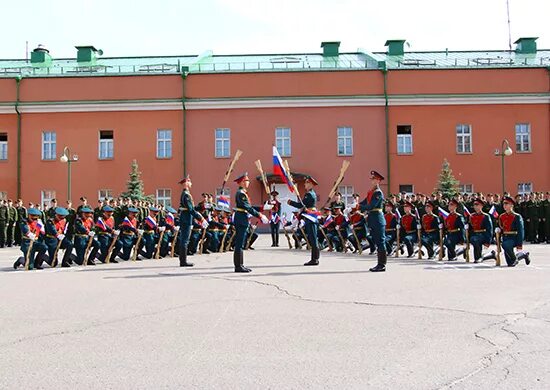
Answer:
[174,226,180,231]
[225,224,230,230]
[350,202,358,208]
[263,202,273,211]
[416,224,421,229]
[464,224,469,229]
[335,225,340,231]
[113,230,120,236]
[495,227,501,234]
[27,232,36,240]
[200,219,209,229]
[260,214,269,224]
[205,203,212,209]
[88,231,95,237]
[344,207,352,214]
[396,225,400,230]
[438,224,443,229]
[159,226,166,232]
[299,220,305,228]
[137,229,144,235]
[57,234,65,241]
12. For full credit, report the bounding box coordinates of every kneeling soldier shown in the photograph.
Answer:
[443,199,465,261]
[469,198,493,263]
[119,207,141,260]
[74,206,100,265]
[497,196,530,267]
[400,201,418,258]
[13,208,48,270]
[96,205,122,263]
[420,201,442,259]
[45,207,74,268]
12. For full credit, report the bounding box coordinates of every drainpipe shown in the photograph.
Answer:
[380,61,391,193]
[15,76,22,199]
[181,66,189,176]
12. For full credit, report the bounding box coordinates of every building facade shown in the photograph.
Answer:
[0,39,549,209]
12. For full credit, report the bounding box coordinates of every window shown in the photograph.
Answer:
[99,130,114,159]
[98,189,113,201]
[397,125,413,154]
[337,185,354,206]
[337,127,353,156]
[0,133,7,160]
[42,131,56,160]
[41,190,56,207]
[399,184,414,194]
[156,189,172,207]
[275,127,291,157]
[458,184,474,194]
[456,124,472,153]
[515,123,531,152]
[215,128,230,158]
[157,129,172,159]
[517,183,532,195]
[0,191,7,201]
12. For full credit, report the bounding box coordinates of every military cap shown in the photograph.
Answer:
[403,201,414,208]
[102,205,114,212]
[304,175,318,185]
[234,173,250,183]
[502,196,515,205]
[473,198,485,206]
[332,204,343,210]
[201,192,209,197]
[80,206,93,213]
[385,201,395,209]
[28,208,41,216]
[178,174,191,184]
[166,206,177,214]
[448,199,460,207]
[425,200,436,209]
[370,170,384,181]
[334,192,342,197]
[352,193,360,197]
[55,207,69,216]
[323,206,331,211]
[127,207,139,213]
[150,206,160,213]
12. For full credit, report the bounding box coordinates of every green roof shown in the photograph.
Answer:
[1,47,549,77]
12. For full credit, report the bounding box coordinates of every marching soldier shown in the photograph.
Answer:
[119,207,141,261]
[420,201,442,259]
[359,171,387,272]
[288,176,320,266]
[45,207,74,268]
[178,175,208,267]
[13,207,48,270]
[399,201,418,258]
[384,201,399,255]
[269,191,281,247]
[234,173,269,272]
[73,206,100,265]
[443,199,465,261]
[495,196,530,267]
[468,198,493,263]
[95,205,122,263]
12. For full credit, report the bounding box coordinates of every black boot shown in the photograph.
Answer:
[516,251,530,265]
[304,247,319,266]
[179,245,194,267]
[234,250,249,273]
[241,251,252,272]
[370,250,387,272]
[478,250,495,263]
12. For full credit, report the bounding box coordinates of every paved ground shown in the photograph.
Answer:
[1,236,549,389]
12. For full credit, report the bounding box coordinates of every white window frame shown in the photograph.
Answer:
[0,133,7,160]
[456,124,472,154]
[517,183,532,195]
[337,185,354,206]
[99,130,114,160]
[157,129,172,159]
[156,188,172,207]
[515,123,531,153]
[397,125,413,155]
[41,190,56,207]
[42,131,56,161]
[275,127,292,157]
[399,184,414,195]
[98,189,114,201]
[337,127,353,156]
[458,184,474,194]
[215,128,231,158]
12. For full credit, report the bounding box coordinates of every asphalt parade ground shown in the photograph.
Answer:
[1,235,549,389]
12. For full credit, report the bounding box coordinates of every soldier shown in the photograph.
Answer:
[288,176,320,266]
[76,196,88,214]
[325,205,348,252]
[206,206,225,252]
[359,171,387,272]
[65,200,77,241]
[73,206,100,265]
[269,190,281,247]
[14,199,27,246]
[384,201,399,255]
[44,207,74,268]
[468,198,493,263]
[399,201,418,258]
[537,192,547,244]
[94,200,104,221]
[347,195,367,253]
[178,175,208,267]
[492,196,529,266]
[329,192,346,211]
[0,199,7,248]
[525,193,538,243]
[13,208,48,270]
[544,192,550,244]
[234,173,269,272]
[119,207,142,261]
[95,205,122,263]
[5,199,17,247]
[443,199,465,261]
[140,207,164,259]
[420,201,442,259]
[159,206,179,257]
[46,199,58,219]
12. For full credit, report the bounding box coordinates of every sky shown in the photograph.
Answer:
[1,0,548,59]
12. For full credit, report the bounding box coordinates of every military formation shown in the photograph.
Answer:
[1,177,548,272]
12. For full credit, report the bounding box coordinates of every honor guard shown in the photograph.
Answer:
[360,170,387,272]
[73,206,100,265]
[13,208,48,270]
[45,207,74,268]
[178,175,208,267]
[443,199,466,261]
[326,205,348,252]
[497,196,530,266]
[400,201,419,258]
[384,201,399,255]
[95,206,122,263]
[140,207,164,259]
[347,194,367,253]
[119,207,141,261]
[468,198,493,263]
[288,176,321,266]
[420,201,442,259]
[269,191,282,247]
[159,206,179,257]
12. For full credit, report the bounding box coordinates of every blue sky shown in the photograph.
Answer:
[2,0,548,59]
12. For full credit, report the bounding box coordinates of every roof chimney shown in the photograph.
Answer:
[30,44,52,65]
[321,41,341,57]
[385,40,406,56]
[76,46,103,63]
[514,37,538,54]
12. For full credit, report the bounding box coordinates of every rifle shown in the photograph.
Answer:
[254,160,270,195]
[495,230,502,267]
[198,227,208,254]
[132,231,143,262]
[52,236,64,267]
[282,217,293,249]
[219,226,229,253]
[319,225,333,251]
[438,223,444,261]
[322,160,351,208]
[396,225,401,258]
[417,220,423,260]
[465,224,470,263]
[246,223,258,249]
[221,149,243,190]
[154,229,165,259]
[24,239,35,271]
[225,228,236,252]
[169,227,179,258]
[350,224,362,254]
[335,226,347,253]
[105,233,119,264]
[82,234,95,266]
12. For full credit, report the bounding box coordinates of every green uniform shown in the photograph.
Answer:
[0,203,7,247]
[525,200,539,242]
[543,198,550,243]
[6,204,17,246]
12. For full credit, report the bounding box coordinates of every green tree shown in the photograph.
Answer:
[120,160,154,202]
[435,159,459,199]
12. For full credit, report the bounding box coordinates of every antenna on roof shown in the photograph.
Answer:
[26,41,28,62]
[506,0,512,51]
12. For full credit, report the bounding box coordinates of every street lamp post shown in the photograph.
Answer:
[60,147,79,201]
[494,139,513,194]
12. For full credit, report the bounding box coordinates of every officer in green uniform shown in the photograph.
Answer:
[0,200,8,247]
[360,171,387,272]
[543,192,550,244]
[178,175,207,267]
[65,200,77,241]
[6,199,17,247]
[525,193,539,243]
[234,173,269,272]
[15,199,27,246]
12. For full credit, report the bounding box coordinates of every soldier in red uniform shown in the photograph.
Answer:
[347,194,367,253]
[420,201,442,259]
[73,206,100,265]
[96,205,122,263]
[326,205,348,252]
[468,198,493,263]
[443,199,465,261]
[399,201,419,258]
[497,196,530,266]
[384,201,399,255]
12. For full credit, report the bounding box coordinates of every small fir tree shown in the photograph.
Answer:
[435,159,459,199]
[120,160,154,202]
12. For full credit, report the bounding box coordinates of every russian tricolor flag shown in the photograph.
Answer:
[218,196,230,209]
[488,205,499,218]
[273,146,294,193]
[463,206,471,217]
[96,217,107,231]
[36,219,45,233]
[438,207,450,220]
